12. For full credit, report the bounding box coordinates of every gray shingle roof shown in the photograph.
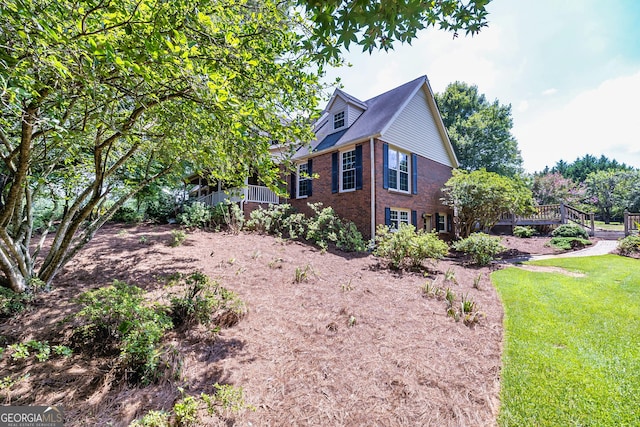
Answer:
[293,76,427,159]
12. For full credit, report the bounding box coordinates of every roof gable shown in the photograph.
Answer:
[293,75,458,167]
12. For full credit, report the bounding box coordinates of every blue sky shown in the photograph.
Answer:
[322,0,640,173]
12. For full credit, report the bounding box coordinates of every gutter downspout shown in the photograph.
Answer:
[370,137,375,240]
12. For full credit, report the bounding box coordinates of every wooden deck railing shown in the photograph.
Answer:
[564,204,595,235]
[497,203,595,235]
[624,211,640,236]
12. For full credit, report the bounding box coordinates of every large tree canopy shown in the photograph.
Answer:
[298,0,490,59]
[0,0,322,292]
[435,81,523,177]
[0,0,492,293]
[544,154,634,183]
[584,170,639,223]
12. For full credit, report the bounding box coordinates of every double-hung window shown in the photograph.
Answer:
[387,148,410,192]
[333,111,345,129]
[341,149,356,191]
[389,208,410,230]
[297,163,310,198]
[436,213,447,233]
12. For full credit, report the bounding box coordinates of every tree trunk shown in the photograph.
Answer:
[0,264,28,293]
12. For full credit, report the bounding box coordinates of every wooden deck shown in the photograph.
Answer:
[496,203,595,236]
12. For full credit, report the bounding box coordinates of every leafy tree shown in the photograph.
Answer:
[442,169,534,237]
[584,170,637,223]
[0,0,492,293]
[435,82,523,177]
[299,0,491,59]
[546,154,634,183]
[0,0,320,292]
[531,173,583,205]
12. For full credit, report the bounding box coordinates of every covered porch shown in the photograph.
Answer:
[187,175,280,207]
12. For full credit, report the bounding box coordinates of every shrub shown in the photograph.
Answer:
[374,224,448,269]
[245,204,296,235]
[549,237,592,251]
[168,272,247,329]
[129,410,171,427]
[145,192,177,223]
[513,226,535,238]
[170,230,187,247]
[305,203,366,252]
[246,203,366,252]
[452,232,505,266]
[0,287,33,318]
[73,281,173,385]
[112,206,144,224]
[173,394,198,427]
[617,235,640,256]
[552,223,589,239]
[202,383,250,415]
[178,202,212,228]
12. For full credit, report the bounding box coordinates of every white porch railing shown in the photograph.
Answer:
[246,185,280,204]
[196,185,279,206]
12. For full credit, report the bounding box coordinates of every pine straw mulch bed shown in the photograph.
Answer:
[0,224,568,426]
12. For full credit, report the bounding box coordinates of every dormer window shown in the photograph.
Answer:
[333,111,345,129]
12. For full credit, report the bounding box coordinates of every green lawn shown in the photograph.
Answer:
[492,255,640,426]
[594,220,624,231]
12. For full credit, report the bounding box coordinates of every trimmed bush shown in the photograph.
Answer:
[513,226,535,238]
[452,233,505,266]
[618,235,640,256]
[374,224,449,269]
[552,224,589,239]
[549,237,592,251]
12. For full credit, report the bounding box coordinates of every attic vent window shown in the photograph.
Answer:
[333,111,345,129]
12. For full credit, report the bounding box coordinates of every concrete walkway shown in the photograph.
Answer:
[531,240,619,260]
[506,240,619,263]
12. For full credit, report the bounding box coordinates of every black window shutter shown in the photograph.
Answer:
[290,172,296,199]
[411,210,417,227]
[384,207,391,226]
[435,213,441,231]
[383,143,389,189]
[331,152,338,193]
[355,145,363,190]
[411,153,418,195]
[447,214,453,232]
[307,159,313,197]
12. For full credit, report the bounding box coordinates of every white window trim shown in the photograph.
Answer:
[437,212,447,233]
[339,148,356,193]
[389,208,411,231]
[333,110,346,130]
[387,147,411,194]
[297,163,309,199]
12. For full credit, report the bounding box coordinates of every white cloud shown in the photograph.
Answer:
[541,88,557,96]
[514,71,640,172]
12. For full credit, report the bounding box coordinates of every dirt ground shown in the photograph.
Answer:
[0,225,565,426]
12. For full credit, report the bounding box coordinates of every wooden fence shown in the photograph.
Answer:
[624,211,640,236]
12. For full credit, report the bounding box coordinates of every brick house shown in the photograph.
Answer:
[287,75,458,240]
